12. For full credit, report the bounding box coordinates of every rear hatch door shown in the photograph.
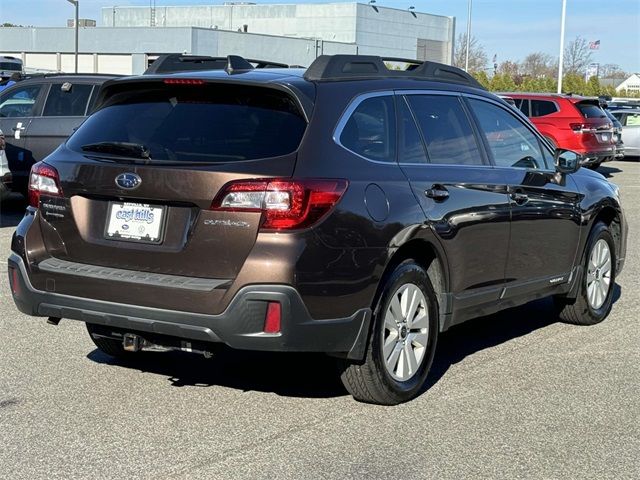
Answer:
[38,79,309,281]
[574,100,615,148]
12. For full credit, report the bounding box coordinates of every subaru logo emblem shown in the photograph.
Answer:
[115,173,141,190]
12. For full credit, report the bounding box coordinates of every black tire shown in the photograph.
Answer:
[588,161,602,170]
[86,323,133,358]
[556,222,616,325]
[338,260,439,405]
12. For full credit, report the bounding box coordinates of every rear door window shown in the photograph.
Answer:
[340,95,396,162]
[67,83,307,163]
[530,100,558,117]
[0,84,43,118]
[468,98,550,170]
[405,94,484,166]
[577,103,606,119]
[43,83,94,117]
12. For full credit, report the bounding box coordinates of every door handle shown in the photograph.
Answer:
[510,191,529,205]
[425,185,449,201]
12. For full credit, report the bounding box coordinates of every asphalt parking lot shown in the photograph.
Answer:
[1,160,639,480]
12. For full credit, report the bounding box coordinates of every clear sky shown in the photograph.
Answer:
[1,0,638,72]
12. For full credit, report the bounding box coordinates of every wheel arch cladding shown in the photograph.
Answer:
[377,239,448,331]
[592,205,622,264]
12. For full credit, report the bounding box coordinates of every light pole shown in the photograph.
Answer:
[465,0,472,71]
[557,0,567,93]
[66,0,79,73]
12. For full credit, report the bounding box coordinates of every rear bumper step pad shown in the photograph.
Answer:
[38,257,230,292]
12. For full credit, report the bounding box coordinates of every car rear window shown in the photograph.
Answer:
[576,103,606,119]
[67,83,306,163]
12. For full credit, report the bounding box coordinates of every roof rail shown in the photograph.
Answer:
[144,53,292,75]
[303,55,484,89]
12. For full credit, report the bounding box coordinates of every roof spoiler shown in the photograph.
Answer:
[303,55,484,89]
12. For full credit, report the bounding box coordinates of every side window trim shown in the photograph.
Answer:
[398,94,431,165]
[397,90,492,168]
[332,90,397,165]
[84,85,97,116]
[33,83,50,117]
[463,93,556,172]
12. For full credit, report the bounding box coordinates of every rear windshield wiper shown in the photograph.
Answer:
[81,142,151,160]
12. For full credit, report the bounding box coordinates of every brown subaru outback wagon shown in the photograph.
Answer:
[8,55,627,404]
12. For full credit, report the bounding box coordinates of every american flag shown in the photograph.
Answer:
[589,40,601,50]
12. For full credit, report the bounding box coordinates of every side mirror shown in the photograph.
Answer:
[554,149,581,174]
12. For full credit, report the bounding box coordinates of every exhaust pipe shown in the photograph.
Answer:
[47,317,61,326]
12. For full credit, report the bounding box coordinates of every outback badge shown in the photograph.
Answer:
[115,172,141,190]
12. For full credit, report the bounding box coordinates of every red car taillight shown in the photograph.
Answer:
[570,123,597,134]
[28,162,63,208]
[211,178,348,230]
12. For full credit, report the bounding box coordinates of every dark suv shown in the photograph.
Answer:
[8,55,627,405]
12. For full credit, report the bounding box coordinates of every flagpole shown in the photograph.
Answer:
[465,0,472,71]
[557,0,567,94]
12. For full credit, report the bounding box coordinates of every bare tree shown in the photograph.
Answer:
[563,36,593,75]
[521,52,555,78]
[498,60,520,77]
[453,33,488,73]
[600,63,627,79]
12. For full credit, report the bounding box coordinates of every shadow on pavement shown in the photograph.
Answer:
[0,193,26,228]
[596,164,623,178]
[87,285,622,400]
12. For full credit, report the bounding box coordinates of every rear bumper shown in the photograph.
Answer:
[580,149,616,166]
[8,252,371,360]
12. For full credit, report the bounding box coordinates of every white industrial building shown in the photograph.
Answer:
[0,2,455,76]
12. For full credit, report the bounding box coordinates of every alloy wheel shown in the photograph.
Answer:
[586,239,612,310]
[382,283,429,381]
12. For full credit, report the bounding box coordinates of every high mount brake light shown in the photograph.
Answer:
[28,162,63,208]
[211,179,348,230]
[163,78,206,85]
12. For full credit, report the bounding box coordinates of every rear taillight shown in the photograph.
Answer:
[9,267,21,296]
[570,123,588,133]
[28,162,63,208]
[211,178,348,230]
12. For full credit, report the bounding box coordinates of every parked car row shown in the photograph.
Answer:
[2,55,638,202]
[8,54,627,405]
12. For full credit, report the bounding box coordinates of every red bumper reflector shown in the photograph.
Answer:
[264,302,281,334]
[9,267,20,296]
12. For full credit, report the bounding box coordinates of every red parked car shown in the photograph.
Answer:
[508,93,616,169]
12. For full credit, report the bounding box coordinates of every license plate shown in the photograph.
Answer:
[105,202,165,244]
[600,134,609,141]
